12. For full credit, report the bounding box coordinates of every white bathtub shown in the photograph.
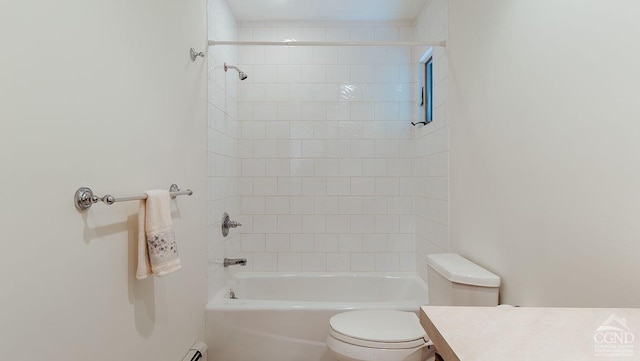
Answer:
[206,272,429,361]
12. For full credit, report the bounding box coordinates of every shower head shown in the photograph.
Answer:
[224,63,248,81]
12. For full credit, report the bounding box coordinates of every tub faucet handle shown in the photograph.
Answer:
[222,212,242,237]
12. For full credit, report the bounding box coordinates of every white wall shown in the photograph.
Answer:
[234,21,417,273]
[413,0,449,281]
[206,0,240,299]
[448,0,640,307]
[0,0,208,359]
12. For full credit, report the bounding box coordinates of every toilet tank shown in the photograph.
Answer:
[426,254,501,306]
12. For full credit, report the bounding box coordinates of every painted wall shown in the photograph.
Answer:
[413,0,449,281]
[0,0,208,359]
[206,0,240,299]
[448,0,640,307]
[235,21,416,272]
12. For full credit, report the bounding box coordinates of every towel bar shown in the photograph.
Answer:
[74,184,193,211]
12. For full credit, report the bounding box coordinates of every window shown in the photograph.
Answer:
[424,56,433,124]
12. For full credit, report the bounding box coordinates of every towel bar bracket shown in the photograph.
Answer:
[74,184,193,211]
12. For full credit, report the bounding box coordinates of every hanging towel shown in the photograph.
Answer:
[136,190,182,280]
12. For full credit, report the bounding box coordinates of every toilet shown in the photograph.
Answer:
[326,253,501,361]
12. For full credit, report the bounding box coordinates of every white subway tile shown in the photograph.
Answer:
[301,177,327,195]
[277,140,302,158]
[351,253,375,271]
[351,215,375,233]
[253,140,278,158]
[326,27,350,42]
[314,196,339,214]
[291,121,314,139]
[252,65,278,83]
[314,84,338,101]
[326,65,351,83]
[290,234,314,252]
[303,215,327,233]
[350,140,375,158]
[265,159,290,176]
[265,47,290,65]
[326,140,350,159]
[363,196,388,215]
[339,196,363,215]
[300,27,326,41]
[327,177,351,195]
[302,253,327,271]
[253,253,278,271]
[375,177,400,195]
[339,159,363,176]
[325,212,350,232]
[277,103,302,121]
[314,121,340,139]
[338,46,363,64]
[374,215,400,233]
[327,103,350,121]
[266,121,290,139]
[339,234,363,253]
[242,159,266,176]
[350,102,375,120]
[266,196,290,214]
[253,215,278,233]
[302,140,326,158]
[375,253,399,272]
[327,253,350,271]
[350,27,374,41]
[266,234,290,252]
[363,159,388,176]
[241,196,265,214]
[301,103,327,120]
[291,159,315,176]
[253,103,277,121]
[351,177,375,195]
[290,196,314,214]
[339,121,363,139]
[278,215,302,233]
[313,47,338,64]
[241,234,265,252]
[300,65,327,83]
[314,234,339,252]
[278,253,302,271]
[278,177,302,195]
[363,234,388,252]
[264,83,290,102]
[290,83,315,101]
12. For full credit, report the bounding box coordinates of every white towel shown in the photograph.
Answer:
[136,190,182,280]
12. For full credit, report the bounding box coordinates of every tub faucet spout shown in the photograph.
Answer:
[223,258,247,267]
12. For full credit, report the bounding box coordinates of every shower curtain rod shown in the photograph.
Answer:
[208,40,446,47]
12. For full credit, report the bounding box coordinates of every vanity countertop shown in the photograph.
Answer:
[420,306,640,361]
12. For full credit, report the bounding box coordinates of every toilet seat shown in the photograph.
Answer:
[329,310,428,349]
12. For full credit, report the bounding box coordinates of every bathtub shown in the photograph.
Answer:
[206,272,428,361]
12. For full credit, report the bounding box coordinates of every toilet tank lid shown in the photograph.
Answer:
[426,253,501,287]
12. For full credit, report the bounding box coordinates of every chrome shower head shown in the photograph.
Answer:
[224,63,248,81]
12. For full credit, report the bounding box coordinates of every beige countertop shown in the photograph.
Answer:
[420,306,640,361]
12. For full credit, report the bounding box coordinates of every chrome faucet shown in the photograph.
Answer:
[223,258,247,267]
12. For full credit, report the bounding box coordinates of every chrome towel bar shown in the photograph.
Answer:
[74,184,193,211]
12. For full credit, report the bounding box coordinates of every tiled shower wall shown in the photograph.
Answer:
[413,0,449,281]
[207,0,240,298]
[234,21,418,272]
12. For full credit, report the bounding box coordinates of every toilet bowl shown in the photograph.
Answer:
[327,254,501,361]
[326,310,432,361]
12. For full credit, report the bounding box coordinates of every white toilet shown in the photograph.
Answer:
[326,253,501,361]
